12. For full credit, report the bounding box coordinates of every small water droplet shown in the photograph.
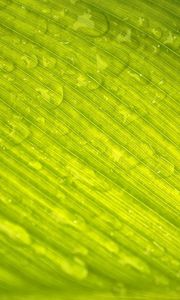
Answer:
[29,160,42,170]
[36,86,63,109]
[35,19,47,34]
[33,243,46,255]
[41,7,51,15]
[21,54,38,69]
[73,245,88,256]
[61,256,88,280]
[76,73,101,90]
[6,114,30,145]
[118,251,151,274]
[138,16,149,29]
[41,55,56,69]
[151,27,162,39]
[155,157,174,177]
[117,29,132,43]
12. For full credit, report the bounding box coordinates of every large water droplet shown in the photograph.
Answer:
[72,9,108,37]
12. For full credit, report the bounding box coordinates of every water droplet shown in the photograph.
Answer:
[88,230,119,254]
[155,157,174,177]
[105,240,119,254]
[52,207,87,232]
[36,116,46,126]
[118,252,151,274]
[73,245,88,256]
[145,241,165,257]
[164,31,177,46]
[72,9,108,37]
[41,7,51,15]
[33,243,46,255]
[72,215,87,232]
[36,86,63,109]
[76,73,101,90]
[29,160,42,170]
[41,55,56,69]
[0,218,31,245]
[151,27,162,39]
[0,57,14,72]
[61,256,88,280]
[112,282,127,296]
[126,69,148,85]
[35,19,47,34]
[137,16,149,30]
[6,114,30,145]
[117,29,132,43]
[96,54,108,72]
[21,54,38,69]
[96,50,126,76]
[115,22,139,49]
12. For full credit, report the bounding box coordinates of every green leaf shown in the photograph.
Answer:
[0,0,179,299]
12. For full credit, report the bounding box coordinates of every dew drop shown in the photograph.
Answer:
[117,29,132,43]
[105,240,119,254]
[0,218,31,245]
[73,245,88,256]
[155,157,174,177]
[151,27,162,39]
[41,7,51,15]
[36,86,63,109]
[29,160,42,171]
[76,73,101,90]
[61,256,88,280]
[21,54,38,69]
[7,115,30,145]
[35,19,47,34]
[72,214,87,232]
[137,16,149,30]
[118,252,151,274]
[33,243,46,255]
[72,9,108,37]
[41,55,56,69]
